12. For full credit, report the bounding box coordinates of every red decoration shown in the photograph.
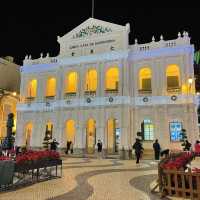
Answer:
[161,152,193,170]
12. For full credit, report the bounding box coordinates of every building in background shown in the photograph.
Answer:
[16,18,198,158]
[194,50,200,135]
[0,56,20,142]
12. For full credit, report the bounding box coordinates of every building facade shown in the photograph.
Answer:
[0,56,20,141]
[16,18,198,158]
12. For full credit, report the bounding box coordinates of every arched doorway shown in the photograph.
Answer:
[24,122,33,148]
[107,119,120,154]
[86,119,96,154]
[65,120,76,145]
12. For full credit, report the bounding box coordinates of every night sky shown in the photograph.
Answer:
[0,3,199,65]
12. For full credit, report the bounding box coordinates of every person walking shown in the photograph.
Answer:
[50,138,59,151]
[97,139,103,159]
[132,138,144,164]
[153,139,161,160]
[65,141,71,154]
[182,140,191,151]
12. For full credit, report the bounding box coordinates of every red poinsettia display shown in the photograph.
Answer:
[161,152,193,170]
[16,150,60,164]
[0,156,11,161]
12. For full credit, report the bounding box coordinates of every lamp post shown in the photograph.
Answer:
[188,78,193,94]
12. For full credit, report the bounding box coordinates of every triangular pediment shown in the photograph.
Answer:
[58,18,127,41]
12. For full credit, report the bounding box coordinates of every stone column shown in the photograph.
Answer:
[80,65,85,98]
[122,59,129,96]
[15,113,24,146]
[37,75,45,102]
[119,106,131,159]
[74,118,85,155]
[31,113,45,148]
[56,67,63,101]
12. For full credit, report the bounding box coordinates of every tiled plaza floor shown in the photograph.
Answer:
[0,157,180,200]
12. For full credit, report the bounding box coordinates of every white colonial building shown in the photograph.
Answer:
[16,18,198,158]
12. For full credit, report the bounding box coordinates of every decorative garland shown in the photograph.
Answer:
[171,95,177,101]
[143,97,148,102]
[109,97,114,102]
[86,97,91,103]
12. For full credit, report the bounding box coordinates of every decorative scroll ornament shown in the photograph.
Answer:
[86,97,91,103]
[46,102,50,107]
[109,96,114,102]
[143,97,148,102]
[72,25,112,39]
[66,100,71,104]
[171,95,177,101]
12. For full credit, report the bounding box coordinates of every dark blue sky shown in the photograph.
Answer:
[0,3,199,65]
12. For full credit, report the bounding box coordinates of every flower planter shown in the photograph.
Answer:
[15,159,62,172]
[158,152,200,199]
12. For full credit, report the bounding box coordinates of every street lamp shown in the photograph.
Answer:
[188,78,193,94]
[188,78,193,85]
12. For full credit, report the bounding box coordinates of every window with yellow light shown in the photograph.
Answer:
[46,78,56,97]
[85,69,97,92]
[105,67,119,91]
[27,79,37,98]
[65,72,78,94]
[139,68,152,91]
[166,64,180,89]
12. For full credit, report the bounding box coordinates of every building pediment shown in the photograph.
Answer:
[57,18,130,57]
[58,18,128,41]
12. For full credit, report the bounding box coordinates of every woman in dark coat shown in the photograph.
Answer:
[133,138,144,164]
[50,139,59,151]
[153,139,161,160]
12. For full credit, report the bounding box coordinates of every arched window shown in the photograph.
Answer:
[66,120,76,144]
[139,68,152,91]
[105,67,119,91]
[65,72,78,94]
[166,65,180,89]
[27,79,37,98]
[85,69,97,92]
[46,77,56,97]
[141,119,154,141]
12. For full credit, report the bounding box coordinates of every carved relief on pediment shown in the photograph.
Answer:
[72,25,112,39]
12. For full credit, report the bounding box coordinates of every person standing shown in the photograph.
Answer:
[97,139,103,159]
[182,140,191,151]
[65,141,70,154]
[50,138,59,151]
[153,139,161,160]
[133,138,144,164]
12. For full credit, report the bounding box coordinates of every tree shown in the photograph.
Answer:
[2,113,15,150]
